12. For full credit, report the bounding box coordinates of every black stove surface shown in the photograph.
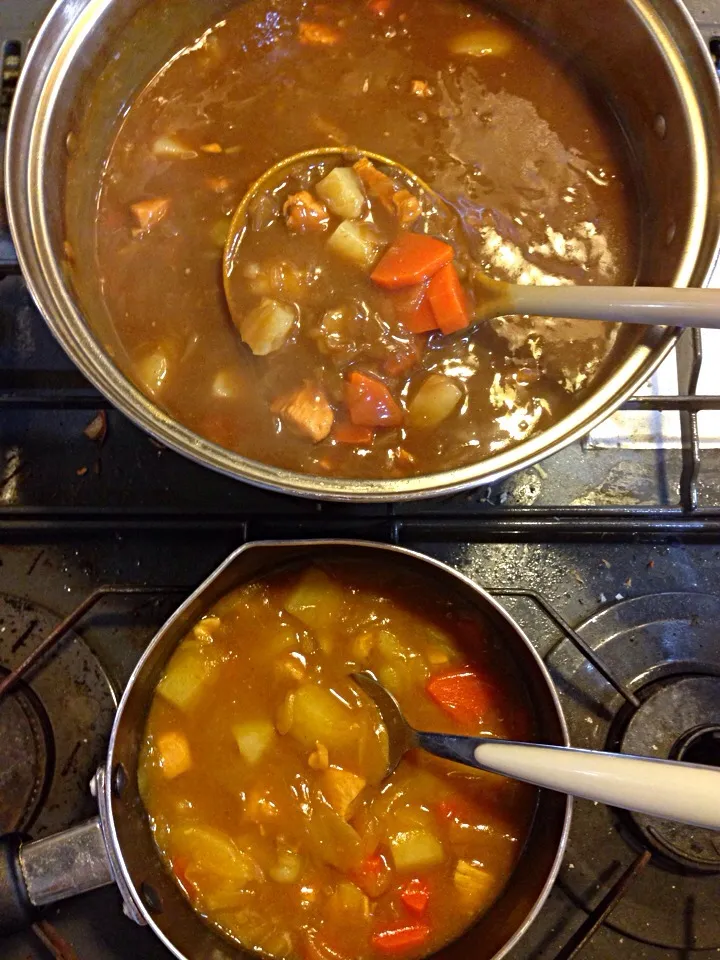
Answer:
[3,2,720,959]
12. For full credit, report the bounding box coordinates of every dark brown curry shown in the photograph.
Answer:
[78,0,637,479]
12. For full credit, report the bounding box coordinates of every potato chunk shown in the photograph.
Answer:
[407,374,463,429]
[157,646,214,711]
[130,198,170,233]
[290,684,357,751]
[233,719,276,765]
[316,167,366,219]
[389,829,445,872]
[272,382,334,442]
[327,220,382,270]
[239,297,296,356]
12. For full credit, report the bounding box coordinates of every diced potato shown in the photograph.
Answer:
[200,142,223,154]
[298,21,341,45]
[389,829,445,872]
[449,28,513,58]
[320,767,367,819]
[269,848,303,884]
[316,167,366,219]
[152,135,198,160]
[228,911,294,958]
[285,567,344,630]
[135,350,169,396]
[290,684,357,751]
[453,859,495,912]
[272,382,334,443]
[202,886,255,912]
[173,826,260,883]
[308,741,329,770]
[156,730,191,779]
[211,368,244,400]
[239,297,296,356]
[327,220,382,270]
[427,646,450,665]
[407,374,463,429]
[156,646,214,711]
[210,218,230,248]
[232,719,276,765]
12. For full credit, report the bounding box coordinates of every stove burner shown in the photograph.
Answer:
[675,724,720,766]
[0,593,116,838]
[0,670,53,833]
[617,675,720,873]
[548,592,720,950]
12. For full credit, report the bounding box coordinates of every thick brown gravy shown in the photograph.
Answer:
[78,0,637,479]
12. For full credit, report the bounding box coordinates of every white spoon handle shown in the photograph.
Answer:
[508,284,720,328]
[417,733,720,830]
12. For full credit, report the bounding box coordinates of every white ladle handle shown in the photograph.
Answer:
[418,734,720,830]
[508,285,720,328]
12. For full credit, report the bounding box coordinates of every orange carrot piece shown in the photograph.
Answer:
[427,262,470,333]
[333,421,374,444]
[371,923,430,955]
[371,233,454,289]
[157,730,192,779]
[345,371,403,427]
[392,284,439,333]
[400,878,430,915]
[435,795,480,825]
[298,21,341,45]
[368,0,392,15]
[426,668,491,727]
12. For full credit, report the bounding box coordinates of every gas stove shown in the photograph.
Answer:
[2,2,720,959]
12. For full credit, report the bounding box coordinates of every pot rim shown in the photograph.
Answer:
[6,0,720,502]
[103,538,573,960]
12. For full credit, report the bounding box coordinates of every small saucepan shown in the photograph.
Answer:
[0,540,570,960]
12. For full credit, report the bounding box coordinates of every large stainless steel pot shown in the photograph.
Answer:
[0,540,570,959]
[6,0,720,501]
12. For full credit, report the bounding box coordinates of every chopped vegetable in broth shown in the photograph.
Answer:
[139,563,537,959]
[71,0,638,480]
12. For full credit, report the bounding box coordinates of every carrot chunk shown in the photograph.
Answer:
[368,0,392,15]
[427,262,470,333]
[426,668,490,727]
[333,421,374,444]
[345,371,403,427]
[400,878,430,915]
[352,851,391,898]
[157,730,191,779]
[371,233,454,289]
[392,284,439,333]
[371,923,430,955]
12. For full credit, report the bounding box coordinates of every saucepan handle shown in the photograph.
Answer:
[418,733,720,831]
[0,818,114,935]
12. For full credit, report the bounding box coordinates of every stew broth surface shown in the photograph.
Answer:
[84,0,637,478]
[139,563,537,959]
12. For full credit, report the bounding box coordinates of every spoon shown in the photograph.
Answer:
[225,146,720,330]
[351,671,720,831]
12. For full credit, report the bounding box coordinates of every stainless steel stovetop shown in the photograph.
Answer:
[2,3,720,959]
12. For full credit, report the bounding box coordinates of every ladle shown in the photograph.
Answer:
[352,671,720,830]
[224,147,720,330]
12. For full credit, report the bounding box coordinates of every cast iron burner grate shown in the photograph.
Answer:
[4,581,718,959]
[549,592,720,951]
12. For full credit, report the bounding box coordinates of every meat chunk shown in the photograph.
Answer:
[352,158,420,225]
[272,382,334,442]
[283,191,330,234]
[130,197,170,233]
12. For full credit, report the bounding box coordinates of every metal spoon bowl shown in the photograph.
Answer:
[351,670,720,830]
[225,146,720,331]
